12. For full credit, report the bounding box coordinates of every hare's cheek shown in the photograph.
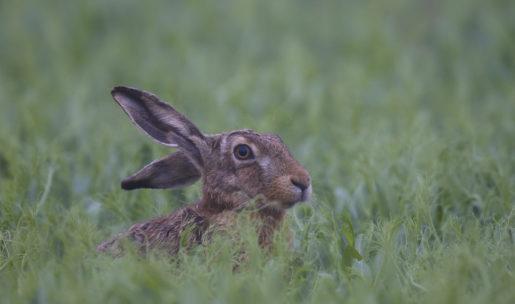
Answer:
[235,165,263,194]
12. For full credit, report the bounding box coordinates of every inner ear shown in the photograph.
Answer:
[111,86,207,169]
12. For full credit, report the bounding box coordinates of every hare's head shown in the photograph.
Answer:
[112,86,311,211]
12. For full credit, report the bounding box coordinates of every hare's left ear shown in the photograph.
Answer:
[111,86,207,169]
[121,151,200,190]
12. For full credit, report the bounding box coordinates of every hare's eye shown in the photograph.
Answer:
[234,144,254,160]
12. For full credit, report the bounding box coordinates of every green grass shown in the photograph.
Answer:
[1,0,514,303]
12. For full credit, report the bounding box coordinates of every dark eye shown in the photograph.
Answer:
[234,144,254,160]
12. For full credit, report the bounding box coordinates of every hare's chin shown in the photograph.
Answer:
[275,196,308,209]
[263,200,292,210]
[302,185,312,202]
[282,201,298,209]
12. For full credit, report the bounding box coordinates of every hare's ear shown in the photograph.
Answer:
[121,151,200,190]
[111,86,206,168]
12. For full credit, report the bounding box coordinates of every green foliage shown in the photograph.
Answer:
[0,0,514,303]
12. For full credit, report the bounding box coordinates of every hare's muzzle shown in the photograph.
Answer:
[270,164,311,209]
[290,175,311,202]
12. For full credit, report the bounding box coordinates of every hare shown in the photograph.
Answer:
[97,86,311,256]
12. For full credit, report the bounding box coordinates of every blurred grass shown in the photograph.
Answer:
[0,0,514,303]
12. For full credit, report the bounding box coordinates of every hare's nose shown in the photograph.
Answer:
[290,176,310,192]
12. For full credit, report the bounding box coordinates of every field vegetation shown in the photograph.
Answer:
[0,0,514,303]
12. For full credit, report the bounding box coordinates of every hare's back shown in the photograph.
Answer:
[128,206,207,254]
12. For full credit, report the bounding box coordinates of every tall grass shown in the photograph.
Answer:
[0,0,514,303]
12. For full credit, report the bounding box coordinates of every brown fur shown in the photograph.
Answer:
[97,86,311,256]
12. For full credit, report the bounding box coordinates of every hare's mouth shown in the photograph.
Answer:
[276,188,312,209]
[302,184,312,201]
[290,184,312,205]
[262,179,312,209]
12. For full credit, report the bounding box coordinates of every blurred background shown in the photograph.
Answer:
[0,0,514,303]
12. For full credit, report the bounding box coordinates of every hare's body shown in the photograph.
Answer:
[98,204,206,255]
[97,200,285,255]
[98,202,241,255]
[97,86,311,256]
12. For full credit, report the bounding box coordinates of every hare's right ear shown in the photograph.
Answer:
[121,151,200,190]
[111,86,207,169]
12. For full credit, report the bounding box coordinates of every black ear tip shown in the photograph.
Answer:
[111,86,125,96]
[121,179,136,191]
[111,86,139,98]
